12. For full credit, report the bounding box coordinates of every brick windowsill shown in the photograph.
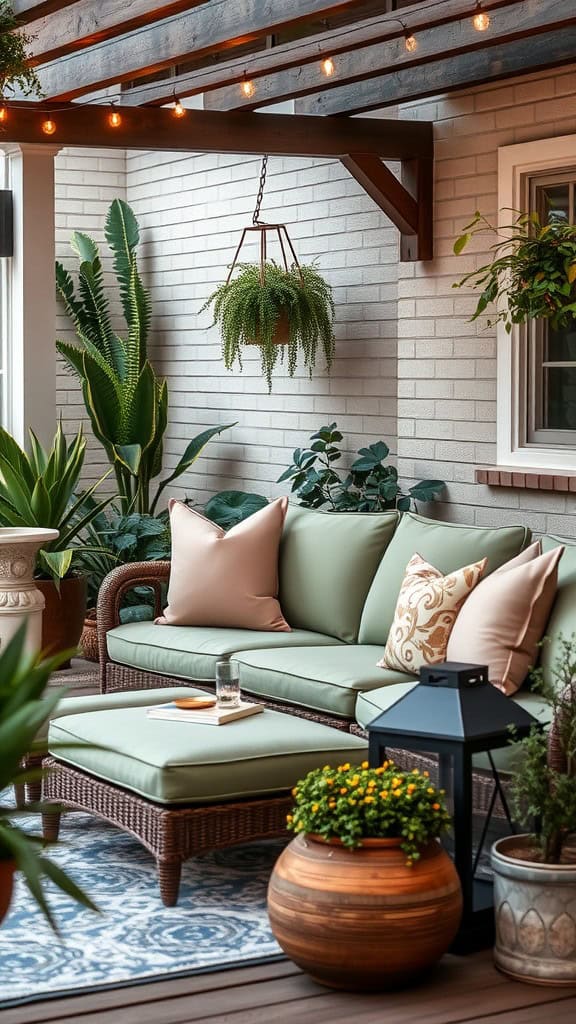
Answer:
[476,467,576,492]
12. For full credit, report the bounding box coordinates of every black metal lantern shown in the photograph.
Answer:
[367,661,538,951]
[0,190,13,258]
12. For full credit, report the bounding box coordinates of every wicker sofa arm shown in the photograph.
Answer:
[97,560,171,665]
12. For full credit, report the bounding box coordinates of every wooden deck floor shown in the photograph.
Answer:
[3,952,576,1024]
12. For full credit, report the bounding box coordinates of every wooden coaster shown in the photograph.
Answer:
[174,696,217,711]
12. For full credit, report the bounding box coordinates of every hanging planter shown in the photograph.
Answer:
[201,156,335,392]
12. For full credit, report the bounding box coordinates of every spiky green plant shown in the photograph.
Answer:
[0,2,42,98]
[201,262,335,392]
[56,200,234,515]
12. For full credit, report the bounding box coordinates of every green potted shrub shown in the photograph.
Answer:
[0,625,96,929]
[0,423,112,661]
[0,2,42,99]
[201,262,335,392]
[491,636,576,985]
[279,422,444,511]
[453,210,576,331]
[268,759,461,990]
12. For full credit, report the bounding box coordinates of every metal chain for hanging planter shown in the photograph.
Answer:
[225,156,304,345]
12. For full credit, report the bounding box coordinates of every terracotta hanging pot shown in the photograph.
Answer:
[0,860,15,924]
[36,574,88,667]
[245,311,290,346]
[267,833,462,991]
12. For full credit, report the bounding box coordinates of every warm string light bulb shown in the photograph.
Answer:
[0,103,7,123]
[321,56,335,77]
[472,2,490,31]
[172,95,186,118]
[41,118,56,136]
[108,106,122,128]
[240,74,255,99]
[404,30,417,52]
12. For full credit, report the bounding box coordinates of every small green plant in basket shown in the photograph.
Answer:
[287,759,452,865]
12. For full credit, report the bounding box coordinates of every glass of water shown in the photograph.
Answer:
[215,660,241,708]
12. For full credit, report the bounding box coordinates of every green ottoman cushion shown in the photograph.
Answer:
[34,686,198,747]
[541,535,576,688]
[359,512,530,646]
[106,621,343,681]
[48,706,369,805]
[279,505,399,642]
[234,645,413,719]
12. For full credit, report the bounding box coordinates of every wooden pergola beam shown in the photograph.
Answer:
[296,23,576,115]
[19,0,381,99]
[122,0,519,108]
[11,0,80,20]
[206,0,572,112]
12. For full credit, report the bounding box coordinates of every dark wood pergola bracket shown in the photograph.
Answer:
[341,152,433,262]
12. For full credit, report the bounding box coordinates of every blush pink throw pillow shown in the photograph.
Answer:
[447,541,563,695]
[156,497,291,631]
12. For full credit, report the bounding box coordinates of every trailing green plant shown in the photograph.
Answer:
[0,624,98,932]
[453,210,576,332]
[0,422,111,582]
[508,635,576,864]
[204,490,268,529]
[278,422,444,512]
[0,2,42,98]
[287,759,451,864]
[56,199,234,515]
[201,262,335,392]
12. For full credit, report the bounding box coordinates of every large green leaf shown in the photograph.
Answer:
[205,490,268,530]
[113,443,142,475]
[82,354,122,446]
[70,230,99,264]
[120,361,158,450]
[39,548,73,580]
[105,199,140,329]
[151,422,236,513]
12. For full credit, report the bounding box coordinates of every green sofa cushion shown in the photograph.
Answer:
[48,706,368,805]
[234,645,412,719]
[34,686,197,747]
[541,535,576,687]
[354,685,551,775]
[359,512,531,646]
[107,622,343,682]
[279,505,399,643]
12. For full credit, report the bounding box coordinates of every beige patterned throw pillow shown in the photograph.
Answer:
[379,553,487,674]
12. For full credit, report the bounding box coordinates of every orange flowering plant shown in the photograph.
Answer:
[287,760,452,864]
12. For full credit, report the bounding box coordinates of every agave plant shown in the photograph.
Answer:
[0,423,111,582]
[201,262,335,392]
[0,624,97,931]
[56,199,234,515]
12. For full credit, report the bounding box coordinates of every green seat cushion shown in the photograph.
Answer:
[541,535,576,688]
[48,706,368,805]
[279,505,399,643]
[34,686,198,747]
[355,685,551,775]
[234,645,412,719]
[359,512,531,646]
[107,622,343,682]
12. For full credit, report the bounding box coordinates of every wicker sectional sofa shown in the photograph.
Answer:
[96,506,574,761]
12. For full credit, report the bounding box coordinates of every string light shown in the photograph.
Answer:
[108,105,122,128]
[321,56,335,77]
[404,28,417,52]
[240,73,255,99]
[0,103,7,123]
[172,94,186,118]
[472,2,490,31]
[41,118,56,135]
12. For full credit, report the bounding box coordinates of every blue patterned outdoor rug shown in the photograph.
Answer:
[0,795,284,1007]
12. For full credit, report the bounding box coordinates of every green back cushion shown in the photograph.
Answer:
[358,512,531,646]
[540,536,575,686]
[279,505,399,643]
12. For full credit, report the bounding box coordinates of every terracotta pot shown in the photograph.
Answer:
[36,574,87,668]
[492,834,576,986]
[267,834,462,990]
[80,609,99,663]
[0,860,15,924]
[245,312,290,346]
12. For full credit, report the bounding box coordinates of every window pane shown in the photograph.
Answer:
[547,324,576,362]
[539,184,570,224]
[543,366,576,430]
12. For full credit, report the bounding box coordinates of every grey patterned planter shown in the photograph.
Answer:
[492,835,576,985]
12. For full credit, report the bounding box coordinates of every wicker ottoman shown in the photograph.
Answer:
[43,699,369,906]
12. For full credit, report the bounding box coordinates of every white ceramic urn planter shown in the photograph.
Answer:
[492,835,576,985]
[0,528,59,655]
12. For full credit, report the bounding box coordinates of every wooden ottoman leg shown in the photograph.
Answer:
[158,858,182,907]
[26,780,42,804]
[42,809,61,842]
[13,783,25,808]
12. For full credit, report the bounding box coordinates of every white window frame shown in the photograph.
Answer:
[497,134,576,471]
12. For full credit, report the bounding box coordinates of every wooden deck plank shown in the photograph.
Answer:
[472,999,576,1024]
